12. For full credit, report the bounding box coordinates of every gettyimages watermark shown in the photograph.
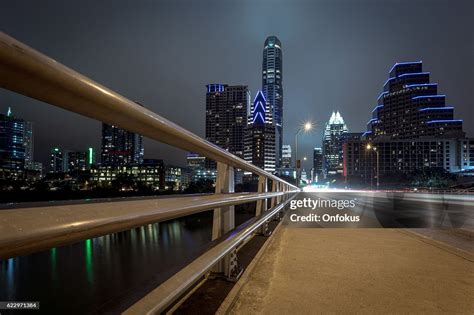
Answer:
[288,197,360,223]
[283,192,473,228]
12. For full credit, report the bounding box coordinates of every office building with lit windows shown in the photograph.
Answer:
[343,61,473,184]
[364,61,464,140]
[101,123,144,166]
[244,90,276,173]
[205,84,249,169]
[0,107,33,170]
[281,144,292,168]
[50,147,65,173]
[322,111,348,176]
[262,36,283,167]
[91,159,165,190]
[312,147,323,181]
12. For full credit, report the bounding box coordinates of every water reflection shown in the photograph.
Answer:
[85,239,93,285]
[0,211,220,314]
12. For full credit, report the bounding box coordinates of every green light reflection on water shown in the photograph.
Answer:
[85,239,93,285]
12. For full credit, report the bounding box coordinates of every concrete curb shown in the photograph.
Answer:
[399,229,474,262]
[215,222,284,315]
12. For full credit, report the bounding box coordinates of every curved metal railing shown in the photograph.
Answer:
[0,32,299,313]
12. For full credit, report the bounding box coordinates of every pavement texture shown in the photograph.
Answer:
[229,228,474,314]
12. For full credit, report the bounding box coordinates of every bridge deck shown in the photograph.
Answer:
[229,228,474,314]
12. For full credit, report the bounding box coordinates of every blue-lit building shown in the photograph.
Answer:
[0,107,33,170]
[365,61,464,140]
[262,36,283,167]
[244,91,276,173]
[343,61,473,184]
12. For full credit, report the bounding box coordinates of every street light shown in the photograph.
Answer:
[366,144,380,189]
[295,121,313,187]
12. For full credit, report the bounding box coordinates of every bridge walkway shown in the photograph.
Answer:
[227,228,474,314]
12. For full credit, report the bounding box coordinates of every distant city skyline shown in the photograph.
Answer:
[0,0,472,167]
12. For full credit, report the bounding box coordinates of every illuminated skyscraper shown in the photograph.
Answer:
[313,147,323,180]
[365,61,464,140]
[0,107,33,170]
[262,36,283,167]
[205,84,249,168]
[50,147,64,172]
[343,61,473,183]
[101,124,144,166]
[322,111,348,176]
[244,91,276,172]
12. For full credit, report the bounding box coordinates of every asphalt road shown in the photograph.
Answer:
[283,191,474,229]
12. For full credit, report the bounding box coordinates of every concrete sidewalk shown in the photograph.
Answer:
[229,228,474,314]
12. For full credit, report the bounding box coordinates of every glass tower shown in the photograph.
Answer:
[262,36,283,167]
[0,107,33,170]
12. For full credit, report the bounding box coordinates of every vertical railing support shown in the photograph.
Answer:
[211,162,242,281]
[276,182,282,204]
[256,175,267,216]
[255,175,271,236]
[272,181,283,221]
[270,180,278,208]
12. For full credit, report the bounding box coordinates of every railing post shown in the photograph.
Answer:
[270,180,278,208]
[255,175,271,236]
[272,181,284,221]
[211,162,242,281]
[276,182,282,204]
[256,175,267,216]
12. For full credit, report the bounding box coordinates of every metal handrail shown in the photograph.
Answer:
[0,32,298,190]
[0,192,287,260]
[0,32,300,311]
[124,195,297,315]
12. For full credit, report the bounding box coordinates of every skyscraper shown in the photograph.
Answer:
[50,147,64,172]
[205,84,250,168]
[343,61,473,183]
[101,123,144,166]
[322,111,348,176]
[282,144,292,168]
[0,107,33,170]
[262,36,283,167]
[313,147,323,181]
[365,61,464,140]
[244,91,276,172]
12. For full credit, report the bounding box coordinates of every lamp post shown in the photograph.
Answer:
[366,144,380,189]
[295,122,313,187]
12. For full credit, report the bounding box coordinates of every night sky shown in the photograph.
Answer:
[0,0,473,168]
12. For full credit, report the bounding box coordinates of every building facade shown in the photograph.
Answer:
[344,61,473,184]
[0,107,33,170]
[50,148,65,173]
[365,61,464,140]
[262,36,283,167]
[313,147,323,181]
[205,84,249,168]
[343,138,474,183]
[244,90,276,173]
[91,159,165,190]
[322,111,348,176]
[101,123,144,166]
[282,144,292,168]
